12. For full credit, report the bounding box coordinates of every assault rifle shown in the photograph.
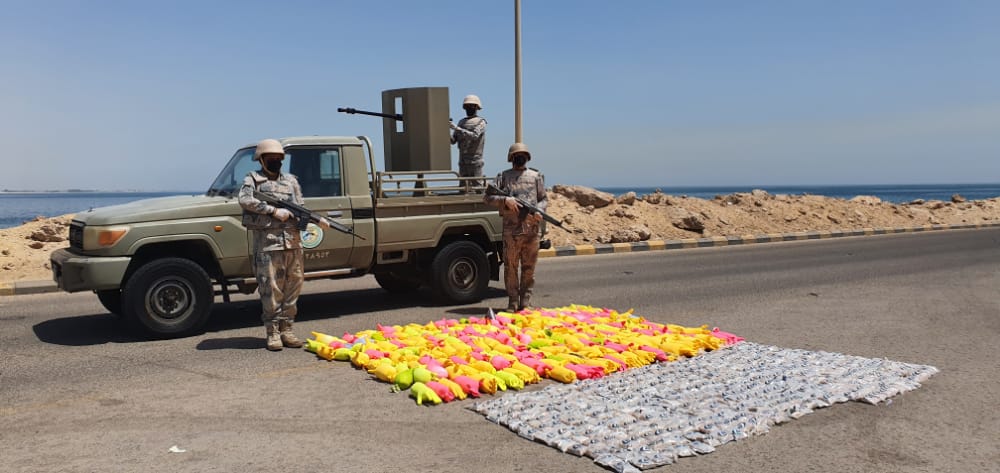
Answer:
[336,107,402,121]
[338,106,453,127]
[253,191,365,240]
[485,184,575,233]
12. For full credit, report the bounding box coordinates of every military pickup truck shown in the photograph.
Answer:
[50,136,503,338]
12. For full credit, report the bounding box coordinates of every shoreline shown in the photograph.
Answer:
[1,186,999,286]
[4,221,999,296]
[0,189,200,193]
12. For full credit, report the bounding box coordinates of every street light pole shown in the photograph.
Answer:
[514,0,523,143]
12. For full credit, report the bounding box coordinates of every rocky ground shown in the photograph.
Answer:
[0,214,74,283]
[544,186,1000,247]
[2,187,998,283]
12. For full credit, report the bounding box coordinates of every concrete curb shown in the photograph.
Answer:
[3,221,999,296]
[0,279,59,297]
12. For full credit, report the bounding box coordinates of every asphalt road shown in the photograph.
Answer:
[1,228,998,473]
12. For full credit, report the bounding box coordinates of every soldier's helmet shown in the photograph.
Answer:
[253,139,285,162]
[462,95,482,110]
[507,142,531,162]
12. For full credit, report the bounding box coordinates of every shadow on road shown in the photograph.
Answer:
[33,286,508,346]
[445,305,508,317]
[31,312,139,346]
[195,336,262,350]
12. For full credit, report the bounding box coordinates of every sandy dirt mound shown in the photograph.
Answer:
[1,214,75,283]
[2,189,998,284]
[544,188,1000,247]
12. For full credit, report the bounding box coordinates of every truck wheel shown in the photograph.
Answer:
[122,257,214,338]
[95,289,123,316]
[430,241,489,304]
[374,271,423,293]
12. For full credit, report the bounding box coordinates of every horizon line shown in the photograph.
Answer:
[2,182,1000,194]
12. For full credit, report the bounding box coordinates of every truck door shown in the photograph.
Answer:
[252,146,356,271]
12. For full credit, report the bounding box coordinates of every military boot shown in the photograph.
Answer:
[265,321,282,351]
[505,297,518,313]
[279,320,304,348]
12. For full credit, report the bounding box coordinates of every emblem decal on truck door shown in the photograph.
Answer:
[300,223,324,249]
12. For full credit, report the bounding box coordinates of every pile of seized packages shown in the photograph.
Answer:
[304,304,937,471]
[304,304,740,403]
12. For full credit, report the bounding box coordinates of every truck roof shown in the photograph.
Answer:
[239,136,365,149]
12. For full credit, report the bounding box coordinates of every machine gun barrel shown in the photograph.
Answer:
[253,191,365,240]
[485,184,575,233]
[337,107,402,121]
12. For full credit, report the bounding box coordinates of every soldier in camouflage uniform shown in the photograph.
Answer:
[450,94,487,188]
[484,142,547,312]
[238,139,323,351]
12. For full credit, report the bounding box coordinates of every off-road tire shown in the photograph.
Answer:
[122,257,214,338]
[96,289,123,316]
[429,240,489,304]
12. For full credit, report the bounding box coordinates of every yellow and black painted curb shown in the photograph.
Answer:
[538,221,1000,258]
[2,221,999,296]
[0,279,60,297]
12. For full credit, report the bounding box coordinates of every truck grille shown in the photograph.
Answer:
[69,222,84,250]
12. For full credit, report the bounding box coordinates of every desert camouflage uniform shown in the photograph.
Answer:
[238,170,305,325]
[451,115,487,184]
[484,167,547,309]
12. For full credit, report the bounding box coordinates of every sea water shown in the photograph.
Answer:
[0,191,197,229]
[2,184,999,229]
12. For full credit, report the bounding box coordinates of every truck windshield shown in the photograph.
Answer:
[207,148,257,197]
[206,146,343,198]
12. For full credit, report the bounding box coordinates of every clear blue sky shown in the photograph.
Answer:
[2,1,998,191]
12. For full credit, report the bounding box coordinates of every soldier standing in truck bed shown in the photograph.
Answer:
[484,142,547,312]
[450,94,487,188]
[237,138,307,351]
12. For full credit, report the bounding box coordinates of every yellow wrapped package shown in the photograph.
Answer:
[364,357,389,372]
[310,331,338,346]
[579,357,620,374]
[547,364,577,384]
[481,372,507,391]
[506,362,541,383]
[471,373,498,394]
[351,351,370,368]
[493,370,525,390]
[467,359,496,374]
[368,362,397,383]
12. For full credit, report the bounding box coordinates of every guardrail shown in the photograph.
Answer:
[376,170,487,198]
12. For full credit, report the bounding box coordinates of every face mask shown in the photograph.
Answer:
[512,155,528,167]
[264,160,282,173]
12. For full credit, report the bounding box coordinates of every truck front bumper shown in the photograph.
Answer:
[50,249,131,293]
